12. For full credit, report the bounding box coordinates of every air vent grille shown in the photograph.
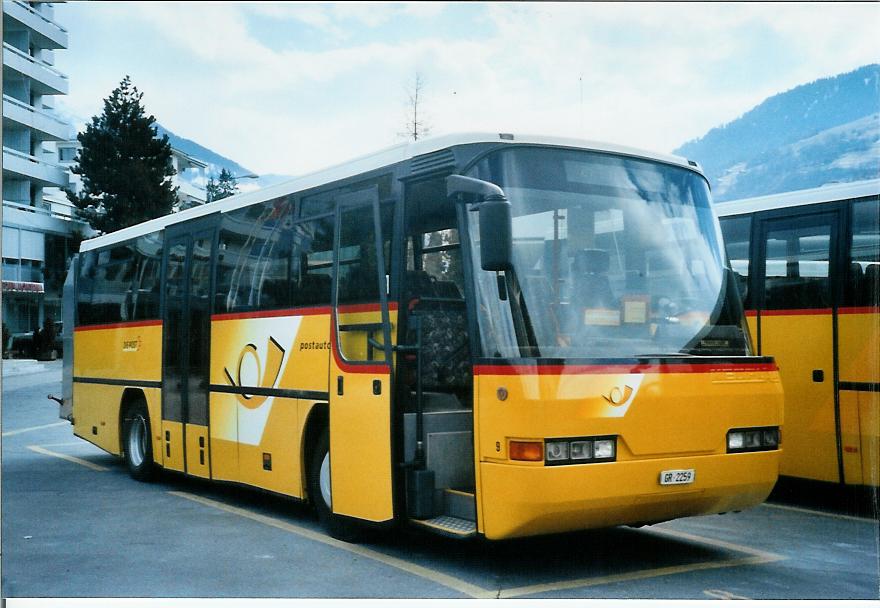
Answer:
[410,148,456,176]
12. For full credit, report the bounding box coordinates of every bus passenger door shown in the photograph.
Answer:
[328,187,396,523]
[162,217,218,478]
[756,211,842,483]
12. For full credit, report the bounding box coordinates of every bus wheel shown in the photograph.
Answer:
[122,399,155,482]
[308,429,362,542]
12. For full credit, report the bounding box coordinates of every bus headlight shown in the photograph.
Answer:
[545,441,569,462]
[727,426,780,453]
[543,436,616,465]
[593,439,615,459]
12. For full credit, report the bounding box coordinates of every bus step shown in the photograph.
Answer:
[444,488,476,521]
[410,515,477,539]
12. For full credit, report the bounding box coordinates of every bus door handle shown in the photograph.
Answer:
[812,369,824,382]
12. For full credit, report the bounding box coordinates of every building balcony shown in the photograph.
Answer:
[2,1,69,50]
[2,42,68,95]
[3,198,90,237]
[2,146,67,187]
[2,94,70,141]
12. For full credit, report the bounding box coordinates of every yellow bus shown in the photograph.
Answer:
[60,133,783,540]
[716,179,879,492]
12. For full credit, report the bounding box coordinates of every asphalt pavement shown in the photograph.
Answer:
[2,360,878,600]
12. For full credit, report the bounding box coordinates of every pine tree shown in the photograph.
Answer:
[206,168,239,202]
[68,76,177,233]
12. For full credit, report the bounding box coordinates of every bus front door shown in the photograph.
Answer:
[329,187,396,524]
[162,216,218,478]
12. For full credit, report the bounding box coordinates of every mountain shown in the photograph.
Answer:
[156,123,254,178]
[155,124,296,191]
[674,64,880,201]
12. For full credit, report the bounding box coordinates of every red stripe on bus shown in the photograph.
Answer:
[474,362,778,375]
[211,306,331,321]
[838,306,879,315]
[74,319,162,332]
[757,308,833,316]
[745,310,758,317]
[336,301,399,313]
[329,312,391,375]
[212,302,398,321]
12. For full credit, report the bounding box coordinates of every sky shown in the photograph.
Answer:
[53,1,880,177]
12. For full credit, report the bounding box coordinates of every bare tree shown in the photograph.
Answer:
[400,72,431,141]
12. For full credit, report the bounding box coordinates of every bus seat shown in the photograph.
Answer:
[432,280,462,300]
[402,268,471,393]
[405,270,437,308]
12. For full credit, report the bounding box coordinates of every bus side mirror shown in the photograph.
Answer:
[446,175,513,271]
[478,198,512,271]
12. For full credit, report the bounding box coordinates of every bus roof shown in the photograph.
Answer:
[80,132,703,252]
[714,178,880,218]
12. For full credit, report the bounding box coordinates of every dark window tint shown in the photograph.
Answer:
[847,198,880,307]
[720,216,751,307]
[87,242,136,324]
[291,216,333,307]
[129,232,163,320]
[300,174,392,219]
[763,221,832,310]
[215,197,293,313]
[336,202,393,305]
[76,251,97,325]
[405,229,464,300]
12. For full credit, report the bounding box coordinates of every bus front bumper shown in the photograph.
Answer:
[478,451,779,540]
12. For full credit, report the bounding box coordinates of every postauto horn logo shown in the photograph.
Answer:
[223,336,286,408]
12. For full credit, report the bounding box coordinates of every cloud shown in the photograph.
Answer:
[55,2,880,176]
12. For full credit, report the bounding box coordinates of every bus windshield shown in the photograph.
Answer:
[465,146,750,359]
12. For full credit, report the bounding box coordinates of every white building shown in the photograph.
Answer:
[55,139,209,211]
[2,0,86,334]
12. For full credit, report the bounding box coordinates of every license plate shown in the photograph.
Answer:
[660,469,695,485]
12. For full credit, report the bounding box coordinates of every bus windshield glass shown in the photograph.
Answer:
[465,146,749,359]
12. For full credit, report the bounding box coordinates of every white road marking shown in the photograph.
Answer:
[762,502,877,523]
[2,421,68,437]
[27,445,110,472]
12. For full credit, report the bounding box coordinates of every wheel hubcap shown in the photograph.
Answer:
[319,452,331,507]
[128,415,146,466]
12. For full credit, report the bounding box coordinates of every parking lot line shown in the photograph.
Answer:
[170,489,788,599]
[651,526,785,562]
[762,502,878,523]
[498,527,784,598]
[498,554,771,598]
[26,444,110,472]
[3,421,68,437]
[169,490,495,599]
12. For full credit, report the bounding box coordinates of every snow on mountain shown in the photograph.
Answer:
[674,64,880,201]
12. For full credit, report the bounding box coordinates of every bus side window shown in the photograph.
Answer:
[216,197,293,313]
[291,216,333,307]
[76,251,97,325]
[848,198,880,307]
[719,216,752,308]
[763,222,832,310]
[130,232,163,321]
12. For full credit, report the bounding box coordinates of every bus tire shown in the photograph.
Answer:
[122,399,155,482]
[308,429,363,542]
